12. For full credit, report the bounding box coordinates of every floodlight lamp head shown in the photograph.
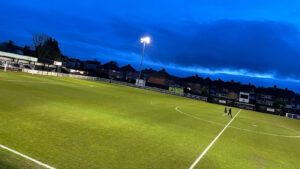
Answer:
[140,36,151,44]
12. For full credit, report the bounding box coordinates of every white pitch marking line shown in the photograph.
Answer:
[175,106,224,126]
[175,107,300,138]
[0,144,56,169]
[189,109,242,169]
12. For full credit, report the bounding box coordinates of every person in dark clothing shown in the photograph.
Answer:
[224,107,227,115]
[227,108,232,118]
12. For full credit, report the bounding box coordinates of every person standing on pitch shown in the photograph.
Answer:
[227,108,232,118]
[224,107,227,116]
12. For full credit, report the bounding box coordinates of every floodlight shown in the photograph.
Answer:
[137,36,151,86]
[140,36,151,44]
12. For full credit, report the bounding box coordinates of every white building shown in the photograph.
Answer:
[239,92,250,103]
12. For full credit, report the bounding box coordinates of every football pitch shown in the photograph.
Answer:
[0,71,299,169]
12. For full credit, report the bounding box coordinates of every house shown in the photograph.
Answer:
[119,64,138,82]
[147,68,170,89]
[211,79,229,98]
[256,93,274,106]
[100,61,122,79]
[181,75,204,95]
[141,68,156,81]
[215,88,229,98]
[168,74,181,88]
[296,103,300,110]
[255,87,298,108]
[66,58,82,70]
[84,60,100,71]
[222,82,256,104]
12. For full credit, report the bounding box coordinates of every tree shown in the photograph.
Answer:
[79,62,84,70]
[202,86,208,96]
[42,37,62,61]
[23,45,33,56]
[273,100,285,108]
[32,33,62,61]
[228,91,238,100]
[92,58,100,64]
[205,77,211,82]
[32,33,48,56]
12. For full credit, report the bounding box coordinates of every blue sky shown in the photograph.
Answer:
[1,0,300,92]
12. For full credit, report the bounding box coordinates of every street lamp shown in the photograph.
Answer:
[137,36,150,86]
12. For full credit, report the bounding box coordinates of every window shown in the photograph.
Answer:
[240,94,249,99]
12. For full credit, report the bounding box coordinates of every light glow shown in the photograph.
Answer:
[140,36,151,44]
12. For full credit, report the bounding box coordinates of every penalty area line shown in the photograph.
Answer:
[0,144,56,169]
[189,109,242,169]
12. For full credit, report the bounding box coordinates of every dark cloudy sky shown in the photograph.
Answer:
[1,0,300,92]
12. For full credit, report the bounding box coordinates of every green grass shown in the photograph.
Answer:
[0,148,43,169]
[0,71,299,169]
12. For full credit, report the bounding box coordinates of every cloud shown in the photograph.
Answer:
[144,20,300,79]
[1,1,300,81]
